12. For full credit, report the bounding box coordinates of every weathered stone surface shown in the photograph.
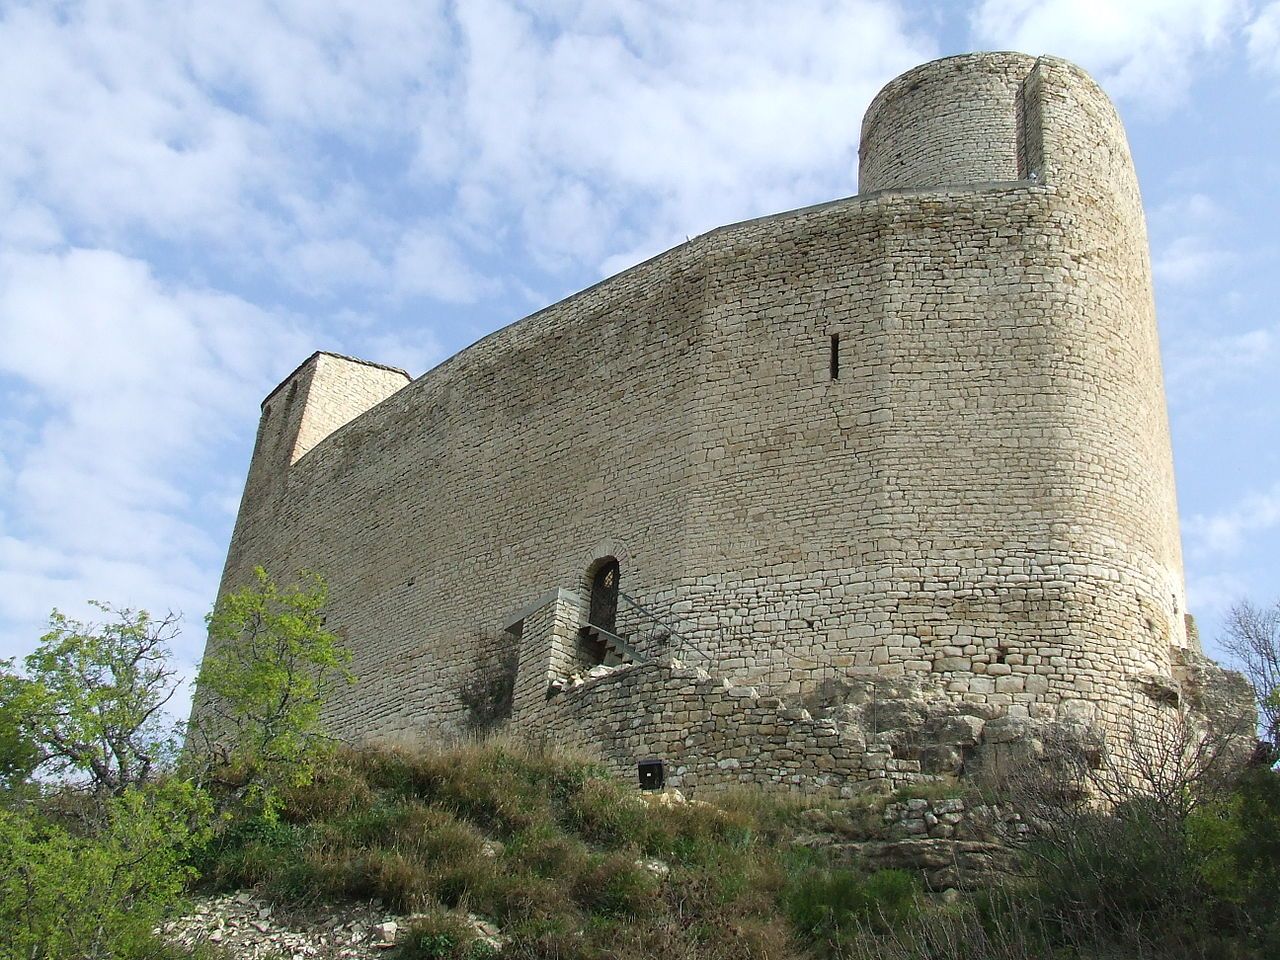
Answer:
[819,838,1015,891]
[195,51,1245,799]
[1172,647,1256,736]
[924,715,985,746]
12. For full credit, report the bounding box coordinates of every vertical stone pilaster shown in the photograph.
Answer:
[510,588,585,722]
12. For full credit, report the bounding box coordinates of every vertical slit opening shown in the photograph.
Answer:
[830,333,840,380]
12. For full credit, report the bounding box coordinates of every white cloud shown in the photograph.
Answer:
[1153,192,1223,227]
[182,0,452,129]
[359,332,445,379]
[392,228,498,304]
[1165,325,1277,400]
[0,3,271,241]
[0,0,471,298]
[0,246,307,668]
[970,0,1249,110]
[1248,2,1280,74]
[1185,482,1280,558]
[1153,235,1233,286]
[0,196,63,252]
[416,0,935,273]
[1148,192,1232,287]
[1186,570,1251,616]
[287,238,389,295]
[0,0,938,294]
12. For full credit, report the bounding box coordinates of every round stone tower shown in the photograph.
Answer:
[854,53,1189,732]
[859,51,1038,192]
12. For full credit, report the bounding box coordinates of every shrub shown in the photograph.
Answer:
[564,776,651,847]
[192,567,354,820]
[565,777,765,865]
[279,758,375,822]
[396,740,591,836]
[396,911,497,960]
[1187,766,1280,951]
[506,825,591,877]
[1029,800,1203,940]
[501,915,600,960]
[572,852,659,918]
[786,867,919,948]
[835,896,1053,960]
[198,814,313,892]
[456,632,519,734]
[0,780,211,960]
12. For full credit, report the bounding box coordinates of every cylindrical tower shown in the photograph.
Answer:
[859,52,1039,192]
[852,53,1190,727]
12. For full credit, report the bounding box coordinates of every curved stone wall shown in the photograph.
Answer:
[197,52,1202,782]
[859,52,1037,192]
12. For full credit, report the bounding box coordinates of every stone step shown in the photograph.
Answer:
[581,624,647,665]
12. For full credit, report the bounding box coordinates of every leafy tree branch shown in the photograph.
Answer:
[190,566,354,818]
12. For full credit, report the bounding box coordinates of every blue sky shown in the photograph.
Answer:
[1,0,1278,714]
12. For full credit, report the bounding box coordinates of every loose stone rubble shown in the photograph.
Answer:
[161,893,504,959]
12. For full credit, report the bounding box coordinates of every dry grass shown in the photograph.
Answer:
[200,740,820,960]
[196,740,1280,960]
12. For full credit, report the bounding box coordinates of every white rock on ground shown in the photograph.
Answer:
[160,892,502,959]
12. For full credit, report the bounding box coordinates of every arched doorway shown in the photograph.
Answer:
[589,557,620,635]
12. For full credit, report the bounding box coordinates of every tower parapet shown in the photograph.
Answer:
[859,52,1039,192]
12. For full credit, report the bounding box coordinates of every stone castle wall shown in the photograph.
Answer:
[198,53,1221,787]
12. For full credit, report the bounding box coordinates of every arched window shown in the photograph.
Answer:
[589,557,620,635]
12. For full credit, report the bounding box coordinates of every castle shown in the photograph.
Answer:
[200,53,1251,795]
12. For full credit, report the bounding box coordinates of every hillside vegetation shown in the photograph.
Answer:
[191,739,1280,960]
[5,576,1279,960]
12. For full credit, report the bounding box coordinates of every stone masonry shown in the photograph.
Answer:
[194,53,1253,795]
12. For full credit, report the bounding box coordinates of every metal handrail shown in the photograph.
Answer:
[615,589,715,669]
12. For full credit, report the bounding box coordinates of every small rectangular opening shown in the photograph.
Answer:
[638,759,665,791]
[829,333,840,380]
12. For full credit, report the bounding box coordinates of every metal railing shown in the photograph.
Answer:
[613,589,717,671]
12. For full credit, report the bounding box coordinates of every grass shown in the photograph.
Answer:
[198,740,832,959]
[194,740,1280,960]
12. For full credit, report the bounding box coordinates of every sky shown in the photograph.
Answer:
[1,0,1278,717]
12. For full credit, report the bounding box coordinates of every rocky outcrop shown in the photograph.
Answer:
[1171,647,1257,739]
[796,795,1027,890]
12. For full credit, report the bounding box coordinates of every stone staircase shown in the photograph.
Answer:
[560,594,996,794]
[579,623,647,668]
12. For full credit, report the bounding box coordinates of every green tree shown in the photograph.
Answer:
[2,604,183,797]
[0,662,41,792]
[0,601,215,959]
[0,778,212,960]
[191,567,353,817]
